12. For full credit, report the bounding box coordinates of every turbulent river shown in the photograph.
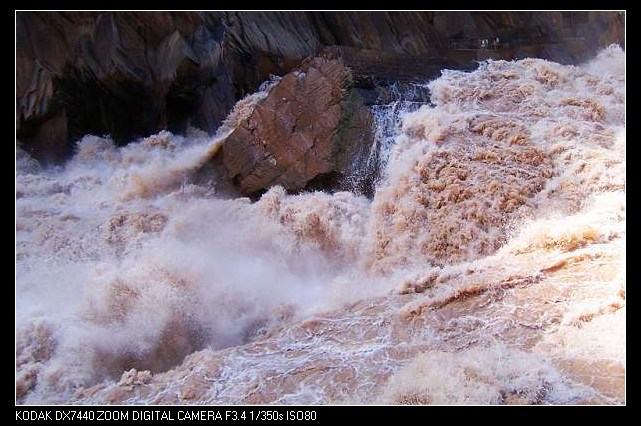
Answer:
[16,46,625,404]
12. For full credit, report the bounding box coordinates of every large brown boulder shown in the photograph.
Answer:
[210,55,373,196]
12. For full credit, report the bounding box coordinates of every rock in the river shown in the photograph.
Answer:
[210,53,373,196]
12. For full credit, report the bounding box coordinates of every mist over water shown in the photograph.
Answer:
[16,46,625,404]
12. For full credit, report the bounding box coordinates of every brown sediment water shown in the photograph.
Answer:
[16,46,625,404]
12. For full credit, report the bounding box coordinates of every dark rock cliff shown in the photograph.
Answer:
[16,11,624,163]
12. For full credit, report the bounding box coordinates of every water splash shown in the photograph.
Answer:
[344,83,430,194]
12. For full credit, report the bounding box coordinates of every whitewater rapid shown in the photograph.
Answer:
[16,46,625,404]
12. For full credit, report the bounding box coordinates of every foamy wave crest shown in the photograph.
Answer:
[365,45,625,272]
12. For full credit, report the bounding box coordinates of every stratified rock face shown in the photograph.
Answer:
[212,55,373,196]
[16,11,624,163]
[16,12,236,162]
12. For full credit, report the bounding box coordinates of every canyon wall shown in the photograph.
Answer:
[16,11,624,163]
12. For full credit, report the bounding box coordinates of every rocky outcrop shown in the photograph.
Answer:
[16,11,624,163]
[210,54,372,196]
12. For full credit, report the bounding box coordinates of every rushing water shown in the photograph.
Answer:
[16,46,625,404]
